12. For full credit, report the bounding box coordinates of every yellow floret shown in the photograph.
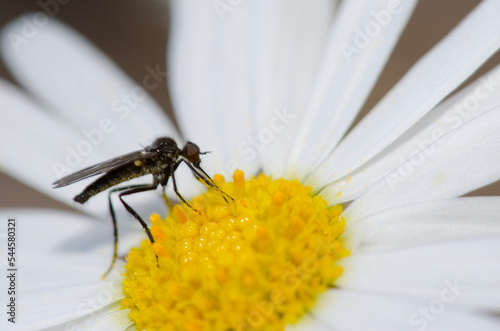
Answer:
[121,170,348,330]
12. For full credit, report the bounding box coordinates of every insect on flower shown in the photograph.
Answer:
[52,136,232,277]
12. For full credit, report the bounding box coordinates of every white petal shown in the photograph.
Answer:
[0,208,132,330]
[0,208,103,253]
[168,1,258,177]
[337,237,500,311]
[0,16,181,214]
[343,106,500,223]
[0,80,169,223]
[169,1,334,179]
[0,79,109,217]
[285,313,331,331]
[1,14,179,156]
[344,197,500,253]
[307,0,500,189]
[321,63,500,203]
[312,289,500,331]
[45,303,133,331]
[247,0,335,177]
[1,253,126,330]
[0,208,145,257]
[286,0,417,180]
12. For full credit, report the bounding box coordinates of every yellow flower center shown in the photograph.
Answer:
[121,170,348,330]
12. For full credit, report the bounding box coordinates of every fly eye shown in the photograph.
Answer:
[184,142,201,164]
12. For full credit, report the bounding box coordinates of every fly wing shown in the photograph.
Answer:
[52,150,153,187]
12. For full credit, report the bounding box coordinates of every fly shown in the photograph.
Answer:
[52,136,232,277]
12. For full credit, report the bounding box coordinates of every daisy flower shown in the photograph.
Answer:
[1,1,500,330]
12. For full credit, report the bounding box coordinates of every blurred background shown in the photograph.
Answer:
[0,0,499,211]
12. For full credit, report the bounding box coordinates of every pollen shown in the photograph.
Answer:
[121,170,348,330]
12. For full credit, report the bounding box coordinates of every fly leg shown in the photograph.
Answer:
[117,184,158,242]
[195,165,234,202]
[161,163,180,213]
[178,159,234,202]
[103,182,158,278]
[170,161,200,213]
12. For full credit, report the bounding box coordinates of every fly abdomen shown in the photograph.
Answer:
[74,191,92,204]
[74,163,152,204]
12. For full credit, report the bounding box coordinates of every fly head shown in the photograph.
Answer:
[182,141,202,167]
